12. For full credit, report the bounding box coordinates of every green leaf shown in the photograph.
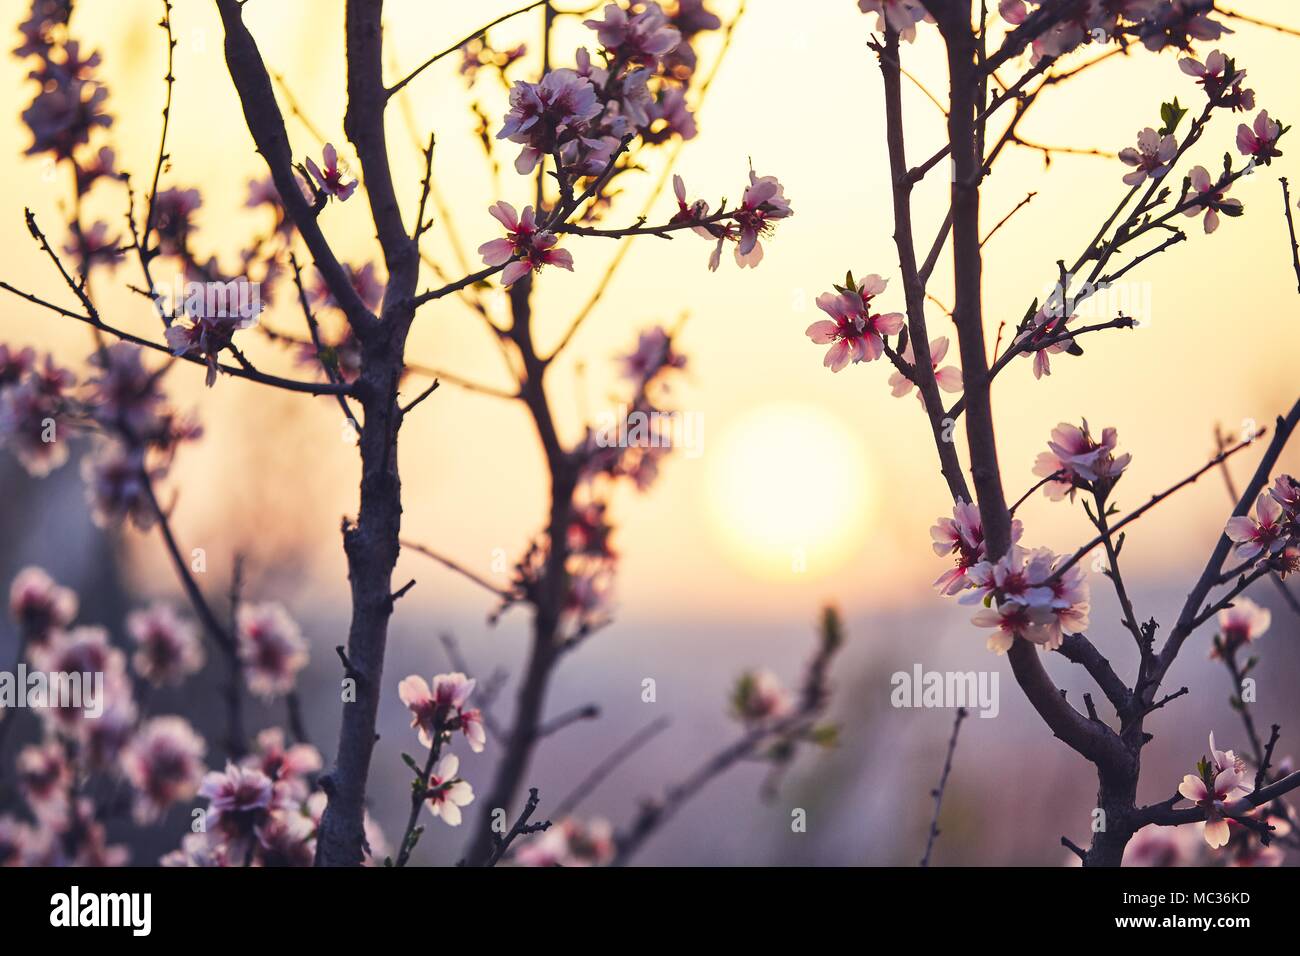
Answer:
[1159,98,1187,136]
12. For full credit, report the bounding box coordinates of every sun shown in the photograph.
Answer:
[705,403,874,579]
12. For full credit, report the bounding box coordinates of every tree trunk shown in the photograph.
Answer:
[315,346,404,866]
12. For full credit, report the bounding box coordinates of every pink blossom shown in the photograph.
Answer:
[16,742,71,824]
[1269,473,1300,517]
[478,201,575,286]
[1212,597,1270,659]
[304,143,358,202]
[120,716,208,824]
[1179,50,1254,111]
[1138,0,1230,52]
[1182,165,1241,234]
[1122,824,1199,866]
[198,763,291,857]
[972,601,1043,656]
[423,753,475,826]
[1118,128,1177,186]
[1225,492,1286,562]
[0,344,35,386]
[730,170,792,269]
[1015,306,1075,379]
[662,0,721,79]
[0,355,74,477]
[254,810,317,867]
[78,693,138,772]
[8,565,77,646]
[164,307,258,388]
[1032,421,1131,501]
[236,602,309,700]
[128,602,204,686]
[1236,109,1284,166]
[620,326,686,386]
[150,187,201,256]
[645,85,697,142]
[931,498,1026,595]
[310,261,384,314]
[85,343,166,438]
[888,336,962,403]
[498,69,602,174]
[80,439,157,530]
[858,0,932,42]
[245,728,322,801]
[968,547,1088,652]
[21,51,112,159]
[584,2,681,66]
[397,671,485,752]
[568,502,616,559]
[516,817,615,867]
[1178,733,1249,848]
[670,174,713,235]
[806,276,903,372]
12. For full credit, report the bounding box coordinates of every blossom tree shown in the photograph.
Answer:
[0,0,830,868]
[821,0,1300,865]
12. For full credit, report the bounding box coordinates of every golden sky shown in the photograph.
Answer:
[2,0,1299,629]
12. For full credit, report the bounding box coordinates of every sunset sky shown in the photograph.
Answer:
[2,0,1299,634]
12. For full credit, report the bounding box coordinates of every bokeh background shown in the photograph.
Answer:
[2,0,1299,864]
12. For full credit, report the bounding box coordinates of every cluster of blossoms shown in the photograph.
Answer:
[16,0,123,276]
[0,341,203,531]
[478,202,574,287]
[166,727,385,867]
[0,565,332,867]
[1117,51,1285,207]
[929,500,1090,655]
[1225,475,1300,578]
[479,2,789,280]
[1031,421,1132,502]
[997,1,1229,59]
[966,545,1091,654]
[859,1,1232,56]
[489,323,687,635]
[398,672,486,827]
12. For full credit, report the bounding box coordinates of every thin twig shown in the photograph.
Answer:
[387,0,549,100]
[920,707,967,867]
[1280,178,1300,294]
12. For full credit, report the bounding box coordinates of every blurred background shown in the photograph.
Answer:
[1,0,1298,864]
